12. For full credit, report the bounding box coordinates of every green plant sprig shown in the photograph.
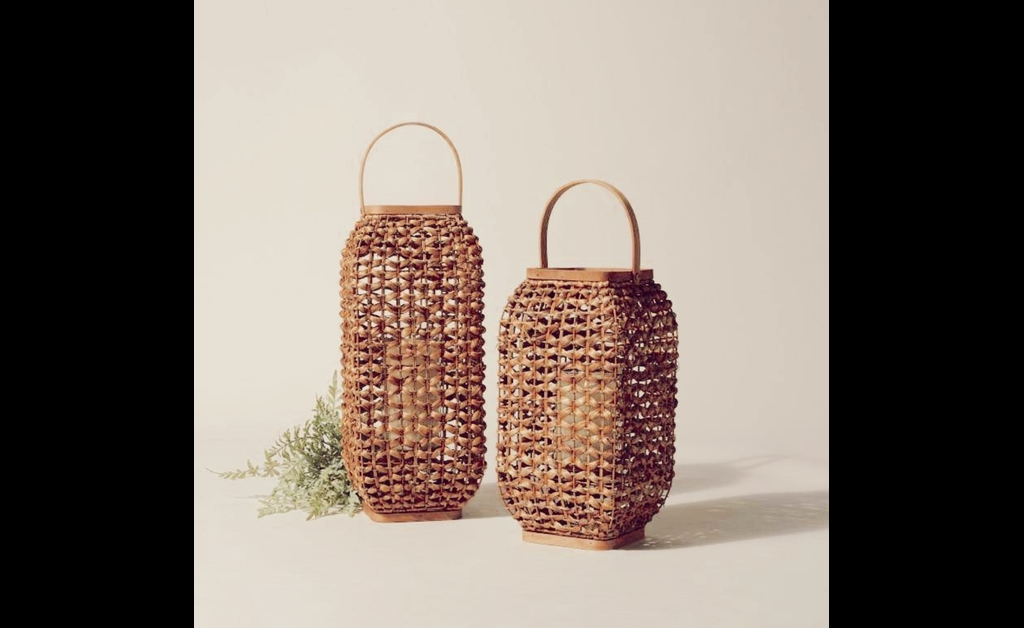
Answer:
[212,372,361,519]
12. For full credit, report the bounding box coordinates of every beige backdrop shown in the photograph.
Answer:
[194,0,828,461]
[195,2,829,626]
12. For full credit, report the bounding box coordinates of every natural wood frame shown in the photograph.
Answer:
[340,122,486,522]
[496,179,678,549]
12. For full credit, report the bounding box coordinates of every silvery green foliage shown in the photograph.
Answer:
[215,373,361,519]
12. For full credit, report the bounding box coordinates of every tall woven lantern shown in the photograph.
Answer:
[339,122,486,523]
[496,179,678,549]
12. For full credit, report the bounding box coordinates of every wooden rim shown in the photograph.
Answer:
[362,205,462,215]
[522,528,646,550]
[363,507,463,523]
[358,122,463,213]
[526,267,653,282]
[539,179,641,275]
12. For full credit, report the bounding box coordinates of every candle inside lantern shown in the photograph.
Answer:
[382,342,443,449]
[556,368,615,467]
[554,367,616,514]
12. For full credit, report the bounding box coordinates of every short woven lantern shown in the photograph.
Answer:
[339,122,486,523]
[496,179,678,549]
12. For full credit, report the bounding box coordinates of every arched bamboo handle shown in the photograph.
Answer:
[539,179,641,274]
[358,122,463,212]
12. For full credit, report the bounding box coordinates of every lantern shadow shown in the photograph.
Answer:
[463,482,511,519]
[626,490,830,550]
[668,456,784,495]
[463,457,789,520]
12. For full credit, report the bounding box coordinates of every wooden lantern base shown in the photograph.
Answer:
[362,506,463,523]
[522,527,645,550]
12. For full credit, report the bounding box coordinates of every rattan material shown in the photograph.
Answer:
[496,180,678,547]
[339,123,486,520]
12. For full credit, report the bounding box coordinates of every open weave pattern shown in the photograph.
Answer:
[496,278,677,540]
[340,213,486,513]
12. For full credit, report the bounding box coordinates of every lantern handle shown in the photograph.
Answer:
[539,179,641,275]
[358,122,463,212]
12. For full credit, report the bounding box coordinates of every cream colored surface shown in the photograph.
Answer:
[194,0,828,626]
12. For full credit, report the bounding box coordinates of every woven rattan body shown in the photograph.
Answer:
[496,278,677,541]
[340,212,486,516]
